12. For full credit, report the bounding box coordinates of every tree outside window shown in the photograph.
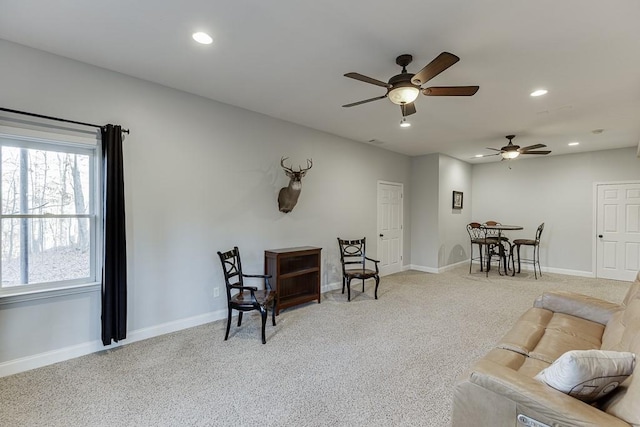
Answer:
[0,136,98,291]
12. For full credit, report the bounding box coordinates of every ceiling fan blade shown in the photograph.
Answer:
[423,86,479,96]
[344,72,391,88]
[521,151,551,155]
[519,144,546,151]
[410,52,460,86]
[401,102,417,116]
[342,95,387,108]
[486,147,502,152]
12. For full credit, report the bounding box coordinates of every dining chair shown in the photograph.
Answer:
[482,221,510,276]
[483,220,510,243]
[217,247,276,344]
[337,237,380,301]
[511,223,545,279]
[466,222,487,273]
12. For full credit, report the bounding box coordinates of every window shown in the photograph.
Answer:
[0,127,101,298]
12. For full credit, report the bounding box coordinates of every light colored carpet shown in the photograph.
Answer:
[0,266,631,427]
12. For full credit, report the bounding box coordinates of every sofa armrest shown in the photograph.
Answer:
[533,291,621,325]
[468,359,630,427]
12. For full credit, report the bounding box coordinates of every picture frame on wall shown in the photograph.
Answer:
[452,191,463,209]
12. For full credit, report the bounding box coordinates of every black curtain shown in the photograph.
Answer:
[101,124,127,346]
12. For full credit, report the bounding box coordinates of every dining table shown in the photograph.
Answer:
[481,224,523,276]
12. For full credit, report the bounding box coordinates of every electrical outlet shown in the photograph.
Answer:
[213,287,220,298]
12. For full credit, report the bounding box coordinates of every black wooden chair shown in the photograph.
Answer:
[217,247,276,344]
[337,237,380,301]
[511,223,545,279]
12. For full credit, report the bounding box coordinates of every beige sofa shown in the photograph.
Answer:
[452,273,640,427]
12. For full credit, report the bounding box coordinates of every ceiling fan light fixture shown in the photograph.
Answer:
[192,32,213,45]
[530,89,548,97]
[388,85,420,105]
[400,117,411,128]
[501,150,520,159]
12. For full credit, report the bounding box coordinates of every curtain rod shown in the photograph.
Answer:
[0,107,130,134]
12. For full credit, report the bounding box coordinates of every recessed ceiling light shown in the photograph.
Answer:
[192,32,213,45]
[475,154,484,158]
[568,142,580,146]
[530,89,548,97]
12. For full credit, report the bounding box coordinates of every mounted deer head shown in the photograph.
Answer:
[278,156,312,213]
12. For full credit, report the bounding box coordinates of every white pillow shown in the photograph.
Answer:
[535,350,636,403]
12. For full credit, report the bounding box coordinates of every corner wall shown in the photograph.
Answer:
[438,155,472,268]
[410,153,472,271]
[410,154,439,270]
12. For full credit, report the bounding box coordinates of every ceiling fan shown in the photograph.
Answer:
[342,52,479,117]
[486,135,551,159]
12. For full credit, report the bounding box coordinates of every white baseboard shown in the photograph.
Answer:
[410,260,594,278]
[439,260,469,272]
[0,308,228,378]
[523,264,595,278]
[469,259,594,278]
[0,340,105,378]
[322,281,342,293]
[125,309,228,344]
[408,264,439,273]
[408,259,468,274]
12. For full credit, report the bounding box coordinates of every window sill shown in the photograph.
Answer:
[0,282,101,305]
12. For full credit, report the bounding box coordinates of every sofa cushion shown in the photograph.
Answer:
[497,308,552,355]
[535,350,636,403]
[497,308,604,363]
[546,313,605,346]
[519,357,552,378]
[483,347,551,378]
[529,328,601,364]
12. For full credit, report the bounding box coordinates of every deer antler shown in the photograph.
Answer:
[281,157,313,172]
[280,156,294,173]
[299,159,313,172]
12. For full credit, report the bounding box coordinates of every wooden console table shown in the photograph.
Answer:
[264,246,321,315]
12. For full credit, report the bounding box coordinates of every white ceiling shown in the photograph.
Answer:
[1,0,639,161]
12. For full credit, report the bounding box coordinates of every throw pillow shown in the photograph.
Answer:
[534,350,636,403]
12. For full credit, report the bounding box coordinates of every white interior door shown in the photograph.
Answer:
[377,181,403,276]
[596,182,640,281]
